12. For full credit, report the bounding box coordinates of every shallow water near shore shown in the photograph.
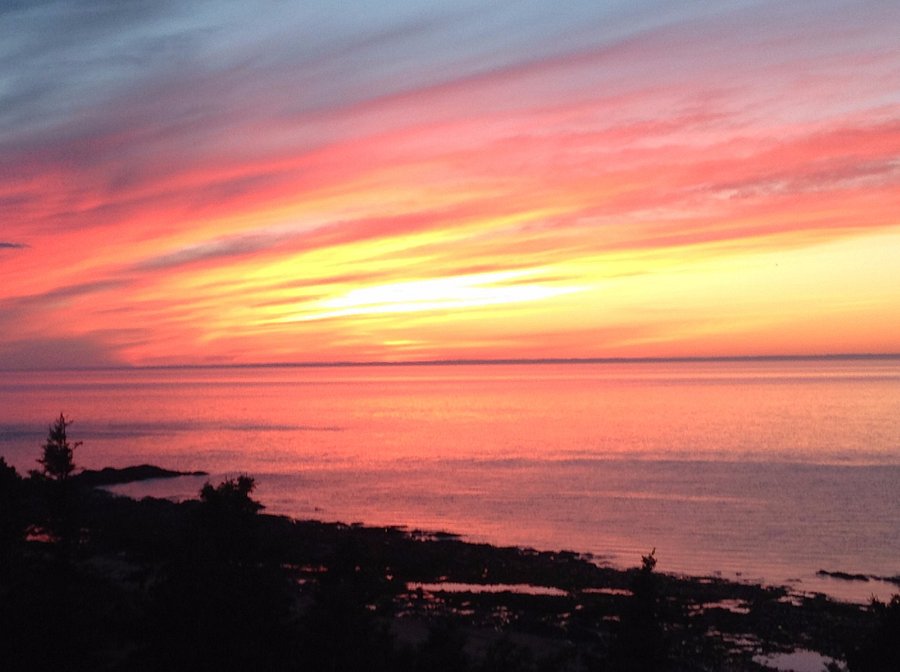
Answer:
[2,359,899,602]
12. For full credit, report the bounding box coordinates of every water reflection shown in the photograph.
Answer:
[2,360,899,602]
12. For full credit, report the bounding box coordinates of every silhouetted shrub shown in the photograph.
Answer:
[136,476,294,671]
[199,474,262,515]
[197,475,263,560]
[606,549,669,672]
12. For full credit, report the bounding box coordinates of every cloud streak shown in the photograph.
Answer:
[1,0,899,365]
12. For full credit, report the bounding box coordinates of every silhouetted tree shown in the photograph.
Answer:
[31,414,82,548]
[1,443,99,672]
[37,413,80,481]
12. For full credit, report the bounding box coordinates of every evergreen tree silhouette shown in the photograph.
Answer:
[37,413,80,482]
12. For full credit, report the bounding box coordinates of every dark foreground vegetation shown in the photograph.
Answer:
[1,415,898,671]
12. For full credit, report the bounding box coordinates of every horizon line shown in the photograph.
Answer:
[5,352,900,372]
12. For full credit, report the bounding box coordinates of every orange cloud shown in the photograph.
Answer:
[2,2,898,366]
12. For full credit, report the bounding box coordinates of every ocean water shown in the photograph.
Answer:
[2,359,898,602]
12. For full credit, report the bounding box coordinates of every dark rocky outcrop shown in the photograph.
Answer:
[74,464,207,487]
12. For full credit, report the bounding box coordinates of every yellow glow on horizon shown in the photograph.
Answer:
[113,217,900,364]
[271,269,585,323]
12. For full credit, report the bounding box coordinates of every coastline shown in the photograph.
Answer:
[3,358,898,612]
[104,465,900,607]
[3,464,897,671]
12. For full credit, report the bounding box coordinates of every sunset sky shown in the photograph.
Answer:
[1,0,898,368]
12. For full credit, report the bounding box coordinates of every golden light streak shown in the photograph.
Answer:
[271,270,585,323]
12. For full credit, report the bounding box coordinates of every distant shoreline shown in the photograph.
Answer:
[4,352,900,373]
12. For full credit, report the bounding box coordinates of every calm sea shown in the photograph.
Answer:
[2,359,898,602]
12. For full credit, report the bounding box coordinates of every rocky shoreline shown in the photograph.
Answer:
[1,460,897,671]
